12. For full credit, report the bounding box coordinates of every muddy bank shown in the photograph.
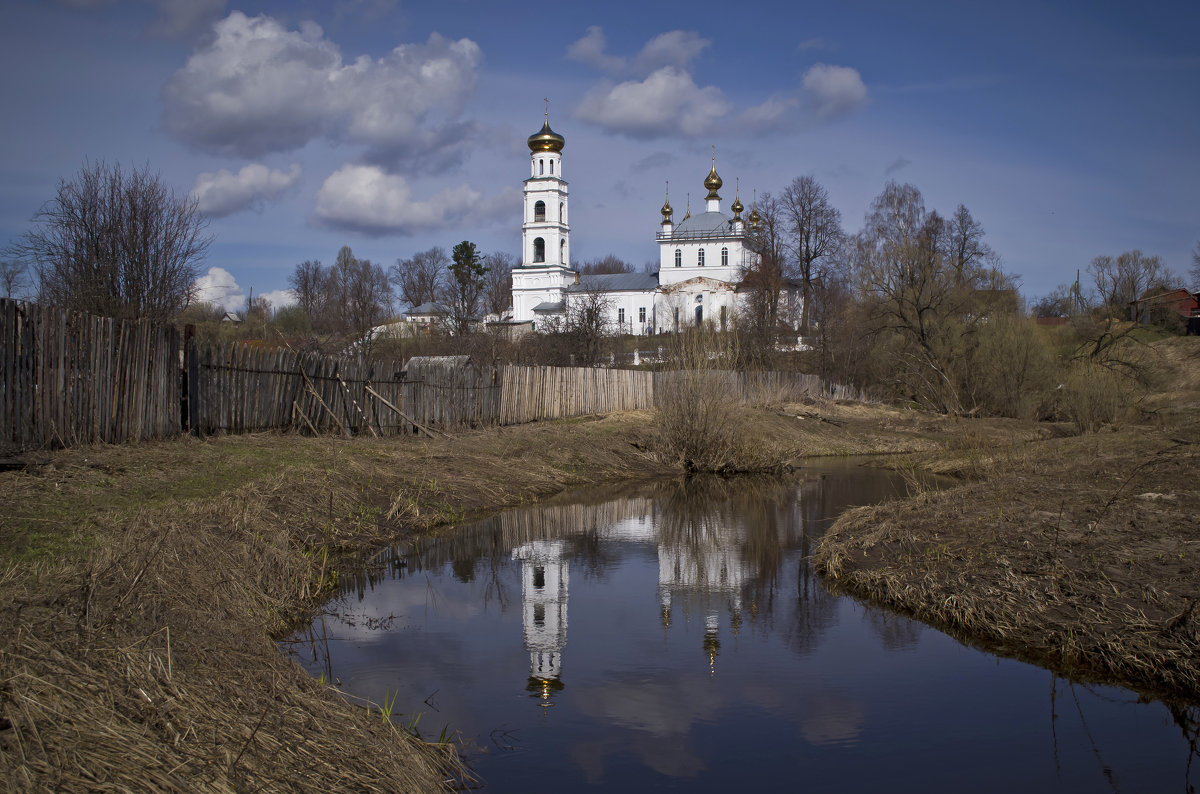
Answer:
[2,401,968,792]
[815,340,1200,703]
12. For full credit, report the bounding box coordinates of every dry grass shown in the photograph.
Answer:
[0,414,678,792]
[814,337,1200,702]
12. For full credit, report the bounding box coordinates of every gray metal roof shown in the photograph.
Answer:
[407,301,448,315]
[567,272,659,293]
[674,211,733,234]
[532,301,565,312]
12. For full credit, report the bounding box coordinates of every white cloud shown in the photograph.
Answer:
[575,67,730,138]
[797,38,828,51]
[258,288,297,310]
[192,163,301,217]
[313,164,506,235]
[566,26,624,72]
[162,12,481,169]
[193,266,245,310]
[802,63,868,118]
[566,27,709,76]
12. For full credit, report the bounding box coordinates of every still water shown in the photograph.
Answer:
[291,463,1197,792]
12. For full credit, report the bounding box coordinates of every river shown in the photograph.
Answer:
[289,462,1197,792]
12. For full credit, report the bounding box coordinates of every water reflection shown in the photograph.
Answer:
[292,464,1196,793]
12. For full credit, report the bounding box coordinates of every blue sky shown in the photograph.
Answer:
[1,0,1197,310]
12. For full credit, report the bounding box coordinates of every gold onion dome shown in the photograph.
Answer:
[704,160,722,199]
[731,194,744,218]
[661,183,672,219]
[748,204,761,227]
[528,120,565,152]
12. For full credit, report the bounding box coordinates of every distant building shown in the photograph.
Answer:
[1127,288,1200,327]
[510,115,800,334]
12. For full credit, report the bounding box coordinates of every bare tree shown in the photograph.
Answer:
[0,259,28,299]
[482,251,514,316]
[342,257,392,336]
[11,160,211,321]
[740,193,787,351]
[943,204,993,285]
[288,259,327,325]
[444,241,486,335]
[1189,241,1200,291]
[780,175,843,329]
[565,283,613,365]
[390,246,448,309]
[1088,250,1167,316]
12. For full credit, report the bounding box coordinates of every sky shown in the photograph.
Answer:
[1,0,1197,312]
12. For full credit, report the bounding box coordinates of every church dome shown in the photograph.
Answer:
[730,194,744,218]
[704,161,722,198]
[528,120,565,153]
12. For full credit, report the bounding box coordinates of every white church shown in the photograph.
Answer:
[510,115,801,335]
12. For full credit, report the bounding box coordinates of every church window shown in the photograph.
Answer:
[698,249,705,267]
[549,159,554,174]
[533,566,545,589]
[639,306,646,323]
[533,603,545,626]
[673,307,679,329]
[695,305,703,325]
[618,308,625,327]
[560,202,565,222]
[560,239,565,263]
[721,247,728,267]
[534,201,545,221]
[533,237,545,263]
[539,159,544,175]
[674,249,682,267]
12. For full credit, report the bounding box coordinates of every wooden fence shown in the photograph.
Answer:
[2,299,862,453]
[1,299,180,452]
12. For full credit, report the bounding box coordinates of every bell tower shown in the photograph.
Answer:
[511,104,576,324]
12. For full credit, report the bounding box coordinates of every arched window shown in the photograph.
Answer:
[559,202,564,222]
[721,247,728,267]
[674,249,682,267]
[695,305,703,325]
[549,159,554,174]
[534,200,546,221]
[698,249,705,267]
[559,239,566,263]
[539,159,544,175]
[533,237,545,263]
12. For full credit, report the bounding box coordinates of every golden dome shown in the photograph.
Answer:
[528,120,565,153]
[731,194,744,218]
[704,159,722,199]
[661,182,672,219]
[748,204,761,228]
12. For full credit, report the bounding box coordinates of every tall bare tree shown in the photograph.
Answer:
[481,251,514,316]
[390,247,448,310]
[288,259,327,324]
[342,257,392,336]
[944,204,993,285]
[565,283,613,366]
[11,160,211,321]
[780,175,843,329]
[740,193,787,353]
[1088,250,1167,315]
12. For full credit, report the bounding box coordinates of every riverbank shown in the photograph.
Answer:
[815,337,1200,703]
[2,401,973,792]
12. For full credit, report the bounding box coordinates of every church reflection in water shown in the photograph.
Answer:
[503,473,866,702]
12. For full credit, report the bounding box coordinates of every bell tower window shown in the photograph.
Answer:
[549,160,554,174]
[674,249,682,267]
[560,239,566,263]
[539,159,545,175]
[721,247,729,267]
[698,249,705,267]
[534,201,546,221]
[534,237,545,263]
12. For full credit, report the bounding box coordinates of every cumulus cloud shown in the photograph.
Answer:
[193,266,245,310]
[575,67,730,138]
[313,164,514,235]
[258,288,297,310]
[802,63,868,118]
[192,163,301,217]
[162,12,481,169]
[566,27,708,75]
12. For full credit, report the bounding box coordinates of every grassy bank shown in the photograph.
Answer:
[815,337,1200,703]
[2,400,970,792]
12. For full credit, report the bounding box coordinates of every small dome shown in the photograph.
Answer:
[748,204,761,228]
[528,120,565,152]
[704,161,722,199]
[661,198,673,219]
[730,194,744,218]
